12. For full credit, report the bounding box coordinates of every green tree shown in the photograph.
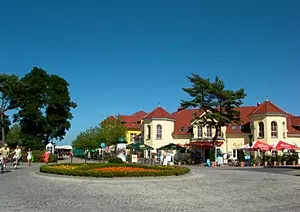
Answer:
[6,124,22,147]
[98,116,127,146]
[14,67,77,148]
[181,74,246,150]
[0,74,24,143]
[72,127,99,150]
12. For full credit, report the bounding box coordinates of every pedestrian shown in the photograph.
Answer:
[12,145,22,168]
[69,150,73,163]
[0,144,10,170]
[27,148,32,166]
[42,151,50,164]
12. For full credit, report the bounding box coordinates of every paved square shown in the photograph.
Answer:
[0,165,299,212]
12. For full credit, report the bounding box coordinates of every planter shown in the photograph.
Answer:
[283,161,287,166]
[211,162,215,167]
[257,162,261,167]
[292,161,296,166]
[253,164,256,167]
[264,161,268,167]
[278,162,282,166]
[240,162,245,167]
[273,161,277,166]
[178,162,182,166]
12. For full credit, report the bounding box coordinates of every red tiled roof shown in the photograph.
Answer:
[287,114,300,134]
[290,116,300,127]
[226,106,256,134]
[143,106,174,119]
[250,100,287,115]
[173,109,204,135]
[119,111,147,130]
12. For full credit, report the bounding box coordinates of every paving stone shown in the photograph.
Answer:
[0,164,299,212]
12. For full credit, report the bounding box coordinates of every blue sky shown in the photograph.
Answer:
[1,0,300,145]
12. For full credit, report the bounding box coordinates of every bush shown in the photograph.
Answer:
[21,150,57,163]
[107,156,123,164]
[40,163,190,178]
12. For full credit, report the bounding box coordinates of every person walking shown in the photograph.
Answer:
[13,145,22,168]
[26,148,32,166]
[0,144,10,170]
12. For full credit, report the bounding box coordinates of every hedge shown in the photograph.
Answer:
[21,150,57,163]
[40,163,190,178]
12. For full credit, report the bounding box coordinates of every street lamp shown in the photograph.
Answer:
[0,81,5,145]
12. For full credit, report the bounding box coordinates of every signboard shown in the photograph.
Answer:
[132,154,138,163]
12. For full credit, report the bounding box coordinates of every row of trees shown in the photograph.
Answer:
[72,116,127,150]
[0,67,76,149]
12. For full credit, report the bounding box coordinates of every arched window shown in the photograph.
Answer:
[197,124,203,137]
[147,125,151,140]
[207,125,212,137]
[271,121,277,138]
[258,122,264,138]
[156,125,162,140]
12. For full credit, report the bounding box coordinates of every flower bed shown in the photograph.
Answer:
[40,163,190,178]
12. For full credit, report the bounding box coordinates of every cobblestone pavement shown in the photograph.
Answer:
[0,164,300,212]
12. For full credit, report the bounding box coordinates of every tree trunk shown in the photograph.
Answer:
[212,126,219,164]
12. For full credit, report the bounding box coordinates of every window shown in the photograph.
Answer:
[207,126,212,137]
[271,121,277,138]
[147,125,151,140]
[130,133,137,143]
[258,122,264,138]
[216,126,221,137]
[197,124,203,137]
[282,122,286,138]
[156,125,162,140]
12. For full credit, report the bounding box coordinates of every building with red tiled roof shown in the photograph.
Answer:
[137,99,300,161]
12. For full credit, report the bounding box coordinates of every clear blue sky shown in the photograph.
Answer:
[1,0,300,145]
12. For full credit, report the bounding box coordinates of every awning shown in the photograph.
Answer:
[273,141,300,151]
[187,141,223,148]
[158,143,185,150]
[239,141,273,151]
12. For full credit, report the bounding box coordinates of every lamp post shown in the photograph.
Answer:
[0,82,5,145]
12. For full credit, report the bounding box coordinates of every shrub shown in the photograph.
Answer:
[21,150,56,163]
[108,156,123,164]
[40,163,190,178]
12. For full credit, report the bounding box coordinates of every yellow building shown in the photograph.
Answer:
[138,99,300,161]
[119,111,147,143]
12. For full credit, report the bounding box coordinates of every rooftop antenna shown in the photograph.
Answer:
[265,95,269,101]
[158,102,161,107]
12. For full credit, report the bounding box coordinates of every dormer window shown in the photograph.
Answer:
[271,121,277,138]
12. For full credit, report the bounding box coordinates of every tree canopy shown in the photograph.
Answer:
[0,67,76,149]
[181,73,246,143]
[72,127,100,150]
[98,116,127,146]
[72,116,127,150]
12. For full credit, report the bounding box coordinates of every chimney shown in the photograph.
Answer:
[257,102,260,106]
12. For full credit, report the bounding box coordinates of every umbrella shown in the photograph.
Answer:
[273,141,300,151]
[239,141,273,151]
[127,143,154,150]
[158,143,185,151]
